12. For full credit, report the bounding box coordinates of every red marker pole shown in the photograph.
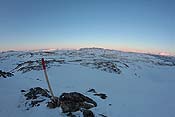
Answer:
[42,58,55,99]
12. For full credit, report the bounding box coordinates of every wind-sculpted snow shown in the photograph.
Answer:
[1,48,174,75]
[0,48,175,117]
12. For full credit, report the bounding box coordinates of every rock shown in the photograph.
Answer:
[30,99,45,107]
[67,112,76,117]
[83,109,94,117]
[24,87,51,100]
[81,102,95,109]
[59,92,97,113]
[13,59,65,73]
[22,88,98,115]
[99,114,107,117]
[36,78,41,81]
[0,70,14,78]
[60,101,80,113]
[47,97,60,109]
[94,93,107,99]
[87,89,97,93]
[47,102,56,109]
[80,60,122,74]
[21,87,52,110]
[21,90,26,92]
[87,88,108,99]
[60,92,97,107]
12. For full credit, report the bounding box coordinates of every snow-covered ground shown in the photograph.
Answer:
[0,48,175,117]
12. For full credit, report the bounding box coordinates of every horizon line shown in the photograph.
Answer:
[0,47,174,57]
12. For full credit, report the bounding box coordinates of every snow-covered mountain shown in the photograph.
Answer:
[0,48,175,117]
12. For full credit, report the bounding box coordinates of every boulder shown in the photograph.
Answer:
[59,92,97,113]
[83,109,94,117]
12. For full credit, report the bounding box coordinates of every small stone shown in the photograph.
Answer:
[94,93,107,99]
[87,88,97,93]
[67,112,76,117]
[83,109,94,117]
[47,102,56,109]
[99,114,107,117]
[31,99,45,107]
[21,90,26,92]
[47,97,60,109]
[36,104,40,106]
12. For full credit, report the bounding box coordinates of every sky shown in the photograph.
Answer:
[0,0,175,55]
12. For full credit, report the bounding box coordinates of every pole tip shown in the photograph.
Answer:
[42,58,46,70]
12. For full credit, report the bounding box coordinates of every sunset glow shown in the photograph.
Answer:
[0,0,174,56]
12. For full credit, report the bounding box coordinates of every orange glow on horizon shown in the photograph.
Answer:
[0,46,174,56]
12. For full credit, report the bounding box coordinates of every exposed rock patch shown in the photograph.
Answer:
[87,88,97,93]
[13,59,65,73]
[20,87,105,116]
[59,92,97,113]
[94,93,107,99]
[0,70,14,78]
[83,109,95,117]
[87,88,108,99]
[24,87,51,100]
[46,92,97,116]
[81,60,122,74]
[21,87,51,110]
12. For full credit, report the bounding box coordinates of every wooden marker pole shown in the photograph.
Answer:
[42,58,55,99]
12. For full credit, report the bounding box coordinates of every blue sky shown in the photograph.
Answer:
[0,0,175,55]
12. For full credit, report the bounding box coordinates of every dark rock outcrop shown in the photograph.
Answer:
[83,109,95,117]
[24,87,51,100]
[94,93,107,99]
[0,70,14,78]
[87,88,108,99]
[13,59,65,73]
[59,92,97,113]
[21,88,98,116]
[21,87,51,110]
[47,97,60,109]
[81,60,122,74]
[87,88,97,93]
